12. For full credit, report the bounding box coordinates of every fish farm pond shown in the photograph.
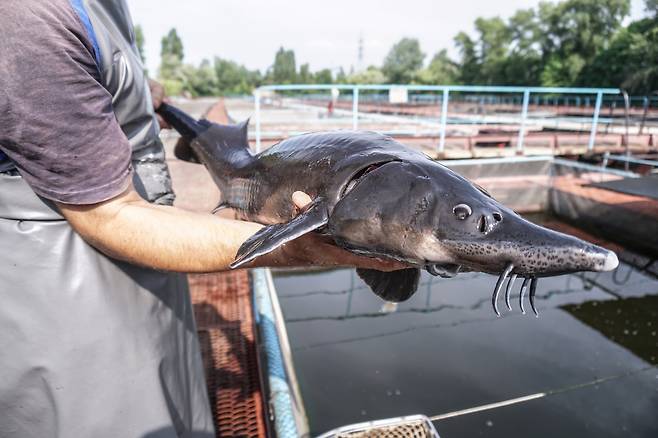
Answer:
[162,98,658,437]
[272,219,658,437]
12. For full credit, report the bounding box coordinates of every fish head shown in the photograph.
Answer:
[331,160,618,278]
[423,164,619,278]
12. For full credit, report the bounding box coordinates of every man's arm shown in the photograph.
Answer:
[58,185,404,273]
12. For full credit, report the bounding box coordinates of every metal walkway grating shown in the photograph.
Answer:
[189,271,267,438]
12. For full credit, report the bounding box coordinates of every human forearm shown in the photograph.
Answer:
[58,185,266,272]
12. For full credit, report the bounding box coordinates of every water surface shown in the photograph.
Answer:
[273,261,658,437]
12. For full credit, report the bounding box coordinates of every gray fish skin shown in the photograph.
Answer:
[157,103,618,303]
[327,159,617,276]
[195,124,423,225]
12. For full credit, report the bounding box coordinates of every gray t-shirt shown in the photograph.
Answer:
[0,0,133,204]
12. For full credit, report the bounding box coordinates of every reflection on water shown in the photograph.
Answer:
[563,295,658,365]
[273,261,658,437]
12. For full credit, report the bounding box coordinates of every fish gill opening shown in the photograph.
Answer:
[341,160,400,198]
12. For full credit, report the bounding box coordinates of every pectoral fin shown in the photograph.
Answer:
[230,199,328,269]
[356,268,420,302]
[174,137,200,163]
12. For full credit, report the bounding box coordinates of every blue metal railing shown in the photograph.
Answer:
[253,84,623,153]
[251,269,310,438]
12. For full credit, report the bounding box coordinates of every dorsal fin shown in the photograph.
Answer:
[207,118,250,150]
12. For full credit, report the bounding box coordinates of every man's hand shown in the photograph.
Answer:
[278,191,406,272]
[148,78,170,129]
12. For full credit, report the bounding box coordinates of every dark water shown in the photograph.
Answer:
[273,261,658,437]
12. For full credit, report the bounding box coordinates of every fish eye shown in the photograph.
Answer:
[453,204,472,220]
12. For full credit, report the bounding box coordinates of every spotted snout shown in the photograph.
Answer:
[501,241,618,276]
[444,214,619,277]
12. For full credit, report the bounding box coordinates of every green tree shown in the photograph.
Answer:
[159,28,185,95]
[334,68,347,84]
[507,9,541,56]
[454,31,479,84]
[245,69,263,91]
[183,60,217,97]
[271,47,297,84]
[382,38,425,83]
[473,17,512,84]
[451,0,631,87]
[161,28,184,61]
[298,63,312,84]
[582,17,658,93]
[501,9,543,85]
[454,17,519,84]
[415,50,459,85]
[214,58,246,94]
[347,66,387,84]
[540,54,587,86]
[211,58,262,94]
[537,0,630,86]
[313,68,333,84]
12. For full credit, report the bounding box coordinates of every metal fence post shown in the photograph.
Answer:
[352,87,360,130]
[639,96,649,135]
[516,90,530,154]
[588,91,603,151]
[254,89,261,153]
[345,270,355,316]
[438,88,450,153]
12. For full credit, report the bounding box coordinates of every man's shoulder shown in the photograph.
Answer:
[0,0,100,77]
[0,0,83,33]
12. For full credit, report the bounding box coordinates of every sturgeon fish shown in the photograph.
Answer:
[157,103,619,316]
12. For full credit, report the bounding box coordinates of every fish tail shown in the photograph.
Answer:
[158,102,254,167]
[156,102,209,141]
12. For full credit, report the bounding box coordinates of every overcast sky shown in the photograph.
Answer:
[128,0,649,75]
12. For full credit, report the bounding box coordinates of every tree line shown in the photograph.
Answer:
[139,0,658,96]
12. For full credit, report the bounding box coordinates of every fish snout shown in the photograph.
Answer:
[589,247,619,272]
[444,216,620,277]
[508,236,619,277]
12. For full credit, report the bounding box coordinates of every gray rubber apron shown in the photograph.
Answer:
[0,1,214,437]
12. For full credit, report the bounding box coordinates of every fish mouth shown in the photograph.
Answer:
[425,263,461,278]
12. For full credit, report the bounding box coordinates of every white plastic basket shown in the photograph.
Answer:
[316,415,440,438]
